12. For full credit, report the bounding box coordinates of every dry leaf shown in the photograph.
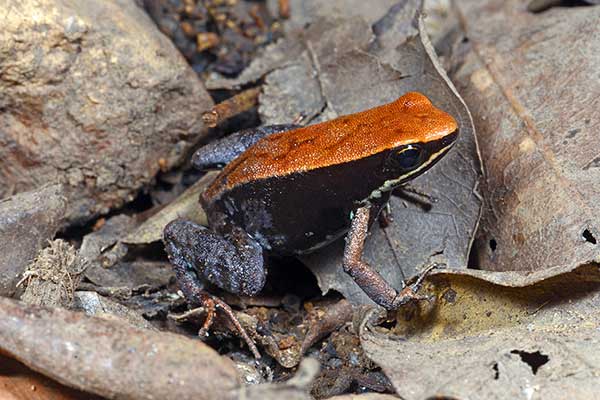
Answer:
[358,265,600,399]
[355,3,600,398]
[451,0,600,272]
[297,10,482,305]
[0,296,320,400]
[73,291,157,331]
[122,171,217,245]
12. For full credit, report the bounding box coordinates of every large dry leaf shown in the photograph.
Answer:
[0,297,240,400]
[451,0,600,272]
[295,10,482,304]
[358,265,600,399]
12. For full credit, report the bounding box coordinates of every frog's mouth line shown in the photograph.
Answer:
[366,129,459,202]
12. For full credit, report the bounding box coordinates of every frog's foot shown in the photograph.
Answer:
[196,292,261,359]
[392,185,434,212]
[391,263,438,308]
[168,263,261,358]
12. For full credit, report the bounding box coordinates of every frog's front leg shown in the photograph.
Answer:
[343,205,436,310]
[163,219,266,357]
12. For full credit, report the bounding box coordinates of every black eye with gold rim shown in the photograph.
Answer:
[391,145,423,170]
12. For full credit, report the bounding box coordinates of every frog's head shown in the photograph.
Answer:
[368,92,459,197]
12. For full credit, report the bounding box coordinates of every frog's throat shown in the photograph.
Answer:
[365,141,456,203]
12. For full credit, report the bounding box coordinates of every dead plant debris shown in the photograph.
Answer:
[1,0,599,399]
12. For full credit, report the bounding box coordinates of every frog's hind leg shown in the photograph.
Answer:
[163,219,265,357]
[192,124,301,169]
[164,219,266,296]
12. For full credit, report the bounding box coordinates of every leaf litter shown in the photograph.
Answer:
[2,0,600,398]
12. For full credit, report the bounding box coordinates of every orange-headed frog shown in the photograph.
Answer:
[163,92,458,357]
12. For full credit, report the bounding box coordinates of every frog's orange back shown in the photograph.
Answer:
[205,92,457,201]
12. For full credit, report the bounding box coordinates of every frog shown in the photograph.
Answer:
[163,92,459,357]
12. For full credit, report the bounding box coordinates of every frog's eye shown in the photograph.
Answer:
[392,145,423,170]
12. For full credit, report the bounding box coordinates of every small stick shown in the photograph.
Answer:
[278,0,291,19]
[202,87,261,128]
